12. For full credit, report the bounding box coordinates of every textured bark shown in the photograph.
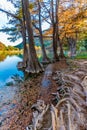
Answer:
[56,0,65,59]
[22,0,43,73]
[38,0,50,63]
[51,0,59,61]
[21,0,28,68]
[67,37,76,58]
[59,41,65,59]
[53,23,59,60]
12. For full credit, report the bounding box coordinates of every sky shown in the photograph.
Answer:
[0,0,22,46]
[0,0,50,46]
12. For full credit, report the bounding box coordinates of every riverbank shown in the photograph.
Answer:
[0,73,43,130]
[0,60,67,130]
[0,59,87,130]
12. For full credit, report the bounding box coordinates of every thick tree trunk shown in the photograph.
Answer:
[38,0,50,63]
[67,37,76,58]
[53,23,59,61]
[22,0,43,73]
[51,0,59,61]
[39,34,50,62]
[55,0,65,60]
[59,40,65,59]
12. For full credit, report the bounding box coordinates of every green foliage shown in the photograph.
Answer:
[77,39,87,51]
[84,39,87,50]
[75,52,87,59]
[29,3,34,10]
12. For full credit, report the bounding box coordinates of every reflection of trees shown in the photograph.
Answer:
[0,53,7,62]
[17,54,23,59]
[0,52,42,62]
[0,52,23,62]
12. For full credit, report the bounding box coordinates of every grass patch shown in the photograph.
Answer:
[75,52,87,59]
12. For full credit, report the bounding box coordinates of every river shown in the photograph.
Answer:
[0,55,23,129]
[0,55,23,87]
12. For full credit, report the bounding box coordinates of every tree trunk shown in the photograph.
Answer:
[39,34,50,62]
[21,0,28,68]
[53,23,59,61]
[59,40,65,59]
[38,0,50,63]
[22,0,43,73]
[55,0,65,59]
[67,37,76,58]
[51,0,59,61]
[21,27,28,68]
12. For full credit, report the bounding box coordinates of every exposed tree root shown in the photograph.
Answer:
[26,60,87,130]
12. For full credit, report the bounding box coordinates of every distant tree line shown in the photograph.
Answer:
[0,42,19,51]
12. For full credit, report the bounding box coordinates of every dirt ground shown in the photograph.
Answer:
[0,74,42,130]
[0,59,87,130]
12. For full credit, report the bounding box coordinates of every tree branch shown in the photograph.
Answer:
[0,8,21,21]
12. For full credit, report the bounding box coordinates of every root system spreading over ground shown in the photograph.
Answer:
[0,60,87,130]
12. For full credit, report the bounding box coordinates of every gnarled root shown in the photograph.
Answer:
[26,61,87,130]
[27,100,49,130]
[50,104,58,130]
[81,76,87,106]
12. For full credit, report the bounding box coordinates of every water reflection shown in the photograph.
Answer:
[0,55,23,87]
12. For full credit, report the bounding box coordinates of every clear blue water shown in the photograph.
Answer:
[0,55,23,87]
